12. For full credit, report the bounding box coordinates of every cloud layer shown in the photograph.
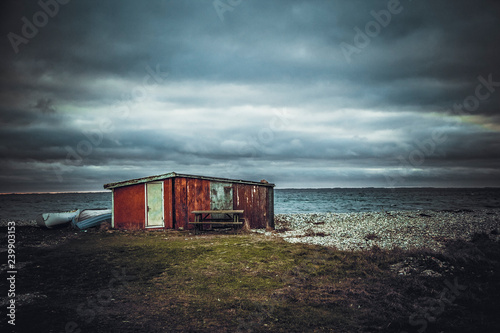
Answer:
[1,0,499,192]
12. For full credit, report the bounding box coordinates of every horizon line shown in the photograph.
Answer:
[0,190,109,195]
[2,186,500,195]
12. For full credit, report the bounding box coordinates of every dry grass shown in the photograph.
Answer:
[2,226,499,332]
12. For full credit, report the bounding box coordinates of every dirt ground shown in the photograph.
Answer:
[1,225,500,332]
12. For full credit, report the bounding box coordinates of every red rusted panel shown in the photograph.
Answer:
[163,179,173,229]
[113,184,145,229]
[258,186,268,229]
[233,184,250,229]
[252,185,264,228]
[173,177,211,230]
[267,187,274,229]
[199,180,210,229]
[186,178,196,230]
[249,185,259,229]
[187,178,210,230]
[174,177,187,229]
[233,184,272,229]
[200,179,211,230]
[199,179,211,230]
[248,185,256,229]
[245,185,254,229]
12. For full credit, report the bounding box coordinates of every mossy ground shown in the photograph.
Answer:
[2,227,499,332]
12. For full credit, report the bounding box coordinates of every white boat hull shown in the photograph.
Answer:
[71,209,112,229]
[73,209,112,223]
[36,209,80,229]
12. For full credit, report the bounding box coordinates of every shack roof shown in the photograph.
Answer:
[103,172,275,189]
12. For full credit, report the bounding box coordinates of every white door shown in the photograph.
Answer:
[146,182,164,227]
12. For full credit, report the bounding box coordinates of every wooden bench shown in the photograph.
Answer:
[189,210,244,234]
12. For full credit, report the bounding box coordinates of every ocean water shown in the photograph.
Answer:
[1,188,499,222]
[274,188,500,214]
[0,192,112,222]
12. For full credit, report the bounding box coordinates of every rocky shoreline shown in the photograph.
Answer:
[3,209,500,252]
[257,209,500,252]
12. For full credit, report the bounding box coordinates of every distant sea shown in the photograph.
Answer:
[1,188,499,222]
[274,188,500,214]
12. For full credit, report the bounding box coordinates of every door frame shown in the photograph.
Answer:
[145,181,165,228]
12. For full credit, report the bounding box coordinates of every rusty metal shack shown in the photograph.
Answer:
[103,172,275,231]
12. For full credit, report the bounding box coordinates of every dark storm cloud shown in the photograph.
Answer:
[1,0,499,191]
[33,97,56,114]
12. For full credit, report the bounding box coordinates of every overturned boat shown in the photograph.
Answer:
[36,209,80,229]
[71,209,112,230]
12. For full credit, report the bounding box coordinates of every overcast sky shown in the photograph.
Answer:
[1,0,500,192]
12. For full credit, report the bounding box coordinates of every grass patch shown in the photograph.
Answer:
[3,227,500,332]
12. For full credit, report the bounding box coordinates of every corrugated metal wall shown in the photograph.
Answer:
[163,179,173,228]
[233,184,273,230]
[174,177,210,230]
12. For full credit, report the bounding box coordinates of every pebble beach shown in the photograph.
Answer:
[3,210,500,253]
[255,210,500,252]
